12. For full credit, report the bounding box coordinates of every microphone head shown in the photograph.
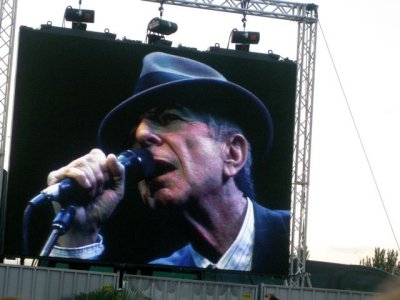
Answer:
[117,149,155,180]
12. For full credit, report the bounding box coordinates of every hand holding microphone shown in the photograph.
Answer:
[40,148,154,248]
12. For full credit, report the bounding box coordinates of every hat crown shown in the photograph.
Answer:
[98,51,273,162]
[134,52,227,94]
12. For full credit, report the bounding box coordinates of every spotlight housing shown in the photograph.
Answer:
[64,6,95,23]
[147,17,178,35]
[231,29,260,44]
[146,17,177,47]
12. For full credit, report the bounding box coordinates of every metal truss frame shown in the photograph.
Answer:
[0,0,17,255]
[0,0,16,169]
[0,0,16,165]
[0,0,317,286]
[142,0,318,286]
[290,13,318,287]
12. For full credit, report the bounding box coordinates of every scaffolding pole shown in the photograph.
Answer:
[0,0,17,256]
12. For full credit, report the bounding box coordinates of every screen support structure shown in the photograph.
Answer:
[141,0,318,287]
[0,0,318,287]
[0,0,16,166]
[0,0,17,258]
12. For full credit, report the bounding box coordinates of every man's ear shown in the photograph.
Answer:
[222,134,248,178]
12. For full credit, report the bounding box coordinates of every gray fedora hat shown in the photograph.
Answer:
[97,51,273,161]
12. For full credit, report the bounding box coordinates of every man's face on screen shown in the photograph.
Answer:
[133,108,225,209]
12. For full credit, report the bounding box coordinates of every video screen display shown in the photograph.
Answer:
[2,25,297,276]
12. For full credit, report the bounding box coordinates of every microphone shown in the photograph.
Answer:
[29,149,155,207]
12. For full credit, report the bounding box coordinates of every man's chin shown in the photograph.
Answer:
[143,192,178,209]
[145,197,185,218]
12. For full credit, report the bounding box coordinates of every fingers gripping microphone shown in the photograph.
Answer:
[29,149,155,207]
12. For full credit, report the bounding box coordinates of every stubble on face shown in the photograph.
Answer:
[134,111,225,211]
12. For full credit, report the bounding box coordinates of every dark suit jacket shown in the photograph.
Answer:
[150,201,290,274]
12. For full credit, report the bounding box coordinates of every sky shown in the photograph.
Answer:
[8,0,400,266]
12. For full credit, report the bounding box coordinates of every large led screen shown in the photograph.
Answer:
[2,26,297,277]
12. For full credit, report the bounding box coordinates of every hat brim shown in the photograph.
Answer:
[97,78,273,162]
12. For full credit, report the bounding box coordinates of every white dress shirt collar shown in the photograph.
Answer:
[190,198,255,271]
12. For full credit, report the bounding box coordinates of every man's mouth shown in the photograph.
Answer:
[145,160,177,193]
[151,160,177,179]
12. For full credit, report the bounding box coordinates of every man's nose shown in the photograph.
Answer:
[135,120,162,147]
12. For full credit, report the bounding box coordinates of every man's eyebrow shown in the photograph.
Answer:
[127,109,179,138]
[131,107,200,130]
[147,108,195,121]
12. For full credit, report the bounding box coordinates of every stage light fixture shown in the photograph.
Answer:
[64,6,95,23]
[231,29,260,45]
[145,2,177,47]
[146,17,177,47]
[228,2,260,52]
[147,17,177,35]
[64,6,95,31]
